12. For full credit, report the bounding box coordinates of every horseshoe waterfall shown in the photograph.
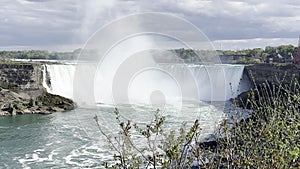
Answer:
[42,63,250,105]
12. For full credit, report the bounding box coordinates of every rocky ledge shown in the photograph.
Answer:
[235,63,300,108]
[244,63,300,86]
[0,87,76,116]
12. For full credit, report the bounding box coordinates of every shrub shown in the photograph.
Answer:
[95,77,300,168]
[216,77,300,168]
[95,108,203,168]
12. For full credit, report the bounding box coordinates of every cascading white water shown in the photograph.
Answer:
[43,63,250,104]
[43,64,75,99]
[160,64,249,101]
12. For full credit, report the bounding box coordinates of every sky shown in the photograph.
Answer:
[1,0,300,51]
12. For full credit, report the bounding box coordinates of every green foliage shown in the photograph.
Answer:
[95,108,202,168]
[276,45,296,57]
[170,45,297,64]
[96,75,300,168]
[0,50,79,60]
[219,76,300,168]
[237,56,262,64]
[172,48,217,63]
[0,45,297,63]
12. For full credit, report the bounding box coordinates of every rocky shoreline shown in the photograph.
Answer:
[0,87,76,116]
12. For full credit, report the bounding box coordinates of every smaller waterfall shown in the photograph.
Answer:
[43,64,75,99]
[42,65,50,90]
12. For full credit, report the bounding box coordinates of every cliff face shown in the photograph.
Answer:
[0,62,42,90]
[236,63,300,108]
[244,64,300,86]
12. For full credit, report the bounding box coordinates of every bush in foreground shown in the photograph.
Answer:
[95,78,300,168]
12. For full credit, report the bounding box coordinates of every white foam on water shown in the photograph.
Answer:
[64,143,111,168]
[45,143,53,146]
[0,126,9,129]
[33,149,44,153]
[17,148,60,168]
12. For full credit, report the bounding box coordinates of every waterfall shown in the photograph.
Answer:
[43,64,75,99]
[160,64,249,101]
[43,63,250,105]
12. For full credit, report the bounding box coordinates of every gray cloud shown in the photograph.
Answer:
[159,0,300,39]
[0,0,300,50]
[0,0,81,47]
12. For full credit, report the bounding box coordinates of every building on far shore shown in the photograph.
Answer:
[266,50,294,64]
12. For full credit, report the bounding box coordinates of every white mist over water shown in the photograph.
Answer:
[93,36,158,106]
[72,13,227,109]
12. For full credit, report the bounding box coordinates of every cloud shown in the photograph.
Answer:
[0,0,81,46]
[213,38,298,50]
[0,0,300,50]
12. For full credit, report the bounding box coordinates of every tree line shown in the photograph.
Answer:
[0,45,297,62]
[173,44,297,63]
[0,49,81,60]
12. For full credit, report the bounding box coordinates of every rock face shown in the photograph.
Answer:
[245,63,300,86]
[0,87,75,116]
[236,63,300,108]
[0,61,76,116]
[0,62,42,90]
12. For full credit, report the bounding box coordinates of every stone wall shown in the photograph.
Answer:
[0,62,42,90]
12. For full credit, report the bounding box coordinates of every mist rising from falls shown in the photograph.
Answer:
[42,63,250,106]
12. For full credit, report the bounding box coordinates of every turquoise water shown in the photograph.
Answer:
[0,109,107,168]
[0,102,228,168]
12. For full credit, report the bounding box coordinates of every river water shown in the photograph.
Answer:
[1,61,249,168]
[0,101,235,168]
